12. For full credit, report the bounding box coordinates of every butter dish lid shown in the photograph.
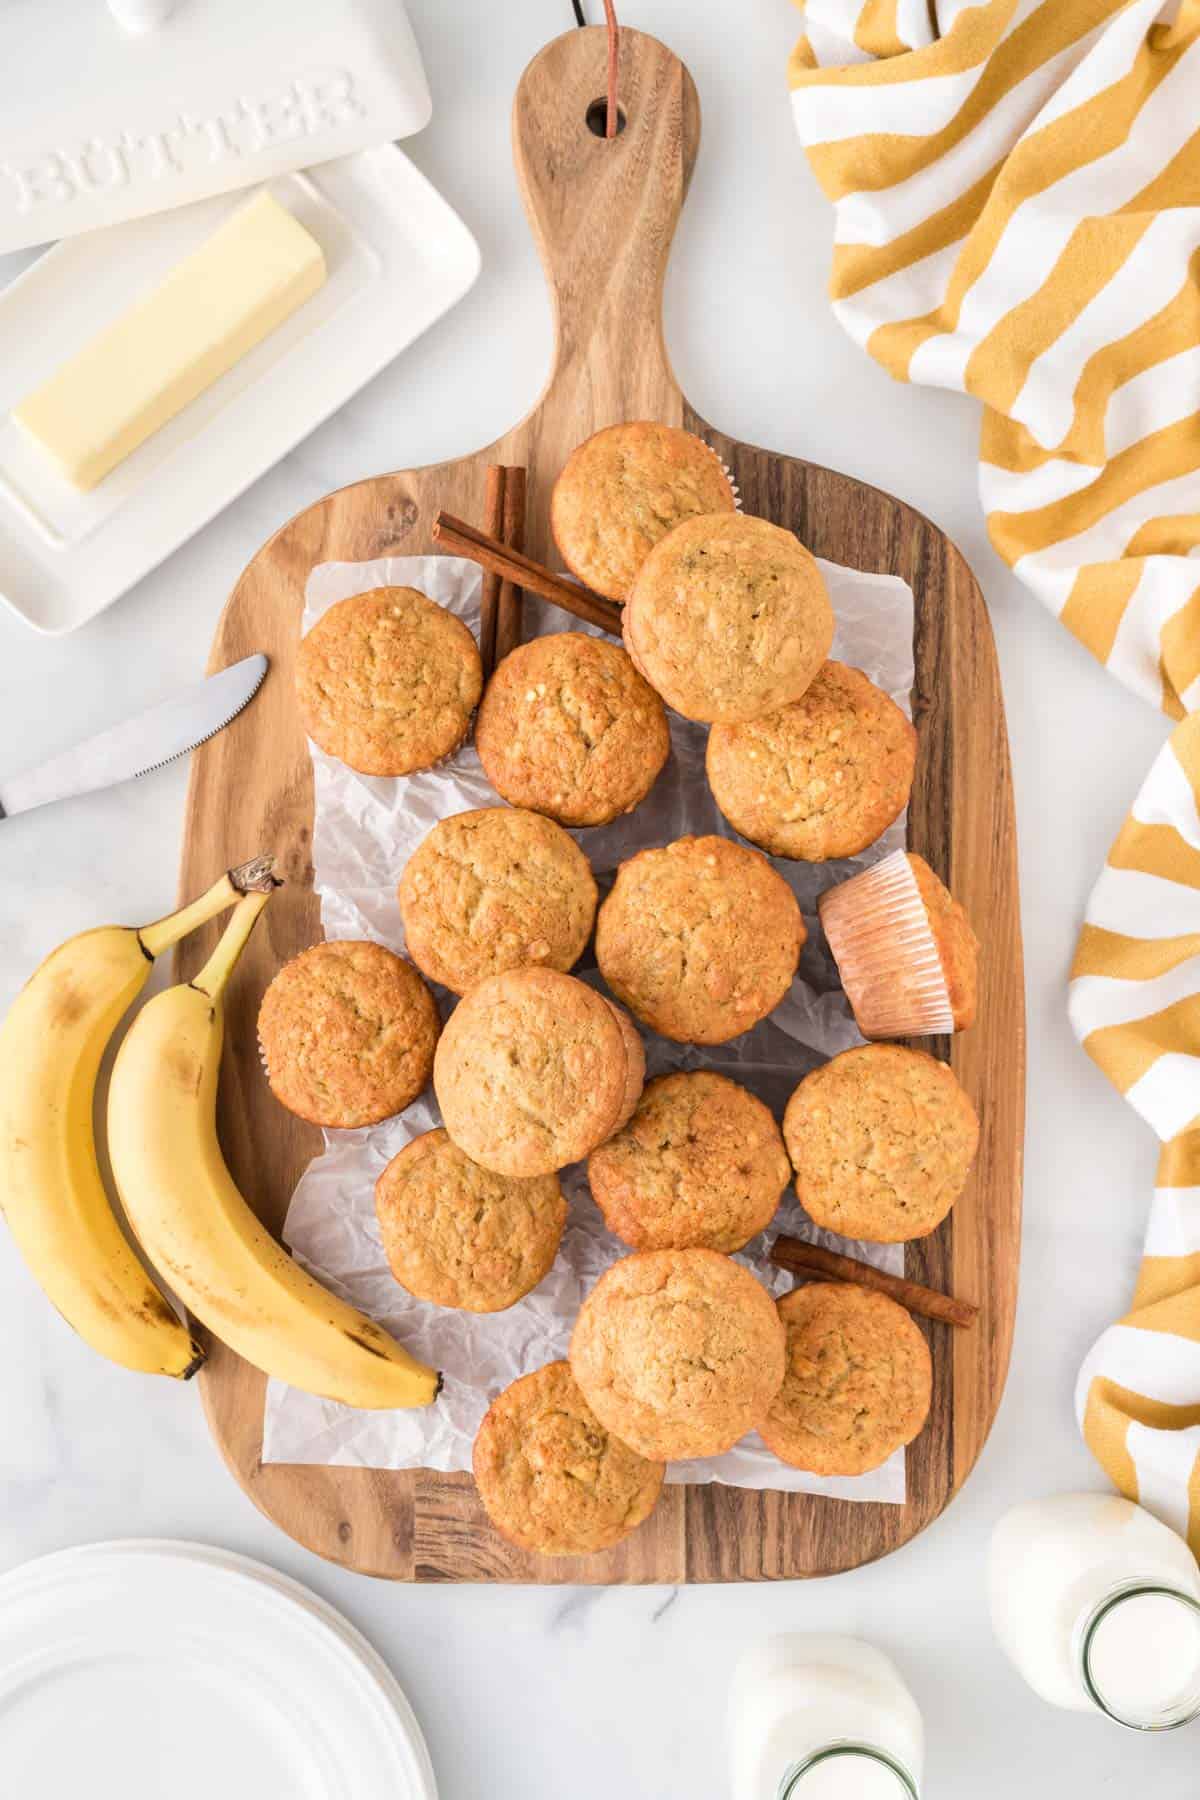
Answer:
[0,0,433,253]
[0,1538,439,1799]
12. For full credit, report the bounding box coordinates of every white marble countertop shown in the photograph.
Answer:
[0,1,1191,1792]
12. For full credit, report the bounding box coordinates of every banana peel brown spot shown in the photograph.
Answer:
[143,1291,181,1328]
[164,1046,203,1096]
[150,1255,256,1327]
[180,1287,257,1328]
[85,1288,122,1324]
[47,982,87,1030]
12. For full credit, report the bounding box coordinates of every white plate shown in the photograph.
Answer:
[0,145,480,634]
[0,1539,438,1800]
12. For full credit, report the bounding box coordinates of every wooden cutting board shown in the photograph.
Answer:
[177,24,1024,1583]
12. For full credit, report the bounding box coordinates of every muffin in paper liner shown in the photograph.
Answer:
[818,848,956,1040]
[257,940,439,1130]
[684,441,740,512]
[295,587,483,779]
[624,512,834,727]
[550,421,742,604]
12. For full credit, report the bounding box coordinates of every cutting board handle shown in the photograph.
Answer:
[512,26,701,415]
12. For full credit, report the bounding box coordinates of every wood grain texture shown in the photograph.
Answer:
[177,25,1024,1583]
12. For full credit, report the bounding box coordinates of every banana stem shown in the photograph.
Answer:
[139,855,277,959]
[191,889,273,999]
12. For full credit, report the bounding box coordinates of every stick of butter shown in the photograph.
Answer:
[13,191,326,492]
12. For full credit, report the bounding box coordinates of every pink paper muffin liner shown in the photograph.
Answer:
[818,848,955,1039]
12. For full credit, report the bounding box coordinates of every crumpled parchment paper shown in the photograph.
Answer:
[262,550,916,1503]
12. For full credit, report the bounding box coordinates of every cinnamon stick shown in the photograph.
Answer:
[478,466,505,676]
[496,466,527,664]
[770,1235,978,1330]
[432,512,622,637]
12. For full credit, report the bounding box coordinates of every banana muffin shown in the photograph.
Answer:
[433,968,644,1176]
[759,1281,932,1475]
[376,1129,566,1312]
[569,1247,786,1461]
[475,632,670,827]
[473,1361,665,1555]
[706,661,917,861]
[783,1044,979,1242]
[297,588,482,776]
[909,854,978,1028]
[604,997,648,1136]
[819,850,980,1038]
[595,835,805,1044]
[551,421,737,602]
[258,939,439,1129]
[587,1071,790,1252]
[397,807,598,996]
[623,513,834,724]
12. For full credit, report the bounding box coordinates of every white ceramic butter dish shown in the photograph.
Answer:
[0,145,480,635]
[0,0,432,252]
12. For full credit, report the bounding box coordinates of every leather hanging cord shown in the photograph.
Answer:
[602,0,620,138]
[571,0,620,139]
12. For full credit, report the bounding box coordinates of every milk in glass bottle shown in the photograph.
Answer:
[989,1491,1200,1729]
[730,1636,924,1798]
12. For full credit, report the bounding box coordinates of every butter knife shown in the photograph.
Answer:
[0,654,267,819]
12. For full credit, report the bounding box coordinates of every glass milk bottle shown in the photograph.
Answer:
[730,1636,924,1798]
[989,1492,1200,1729]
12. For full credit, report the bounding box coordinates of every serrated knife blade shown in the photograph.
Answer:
[0,654,268,819]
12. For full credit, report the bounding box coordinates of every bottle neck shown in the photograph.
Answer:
[1077,1581,1200,1731]
[778,1743,920,1798]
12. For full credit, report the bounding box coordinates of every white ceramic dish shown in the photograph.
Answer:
[0,1539,439,1800]
[0,0,433,251]
[0,145,480,635]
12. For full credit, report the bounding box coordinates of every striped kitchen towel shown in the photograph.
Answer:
[789,0,1200,1545]
[1071,715,1200,1546]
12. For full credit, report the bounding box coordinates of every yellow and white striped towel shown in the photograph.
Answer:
[789,0,1200,1546]
[1072,716,1200,1547]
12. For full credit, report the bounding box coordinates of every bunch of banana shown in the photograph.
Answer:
[107,889,441,1410]
[0,856,274,1377]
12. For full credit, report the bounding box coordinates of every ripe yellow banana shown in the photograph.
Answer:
[0,858,273,1376]
[107,892,441,1409]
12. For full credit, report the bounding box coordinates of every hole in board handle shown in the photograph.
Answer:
[585,97,627,137]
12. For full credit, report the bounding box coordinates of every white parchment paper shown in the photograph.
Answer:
[262,552,916,1503]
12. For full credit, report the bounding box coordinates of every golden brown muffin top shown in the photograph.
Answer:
[475,632,670,828]
[376,1128,566,1313]
[258,939,439,1129]
[908,854,980,1031]
[473,1361,664,1555]
[296,588,482,776]
[569,1247,786,1461]
[433,968,639,1177]
[782,1043,979,1243]
[706,662,917,862]
[624,514,834,724]
[758,1281,932,1476]
[595,835,805,1045]
[551,422,736,602]
[587,1071,790,1253]
[397,807,598,996]
[601,997,647,1137]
